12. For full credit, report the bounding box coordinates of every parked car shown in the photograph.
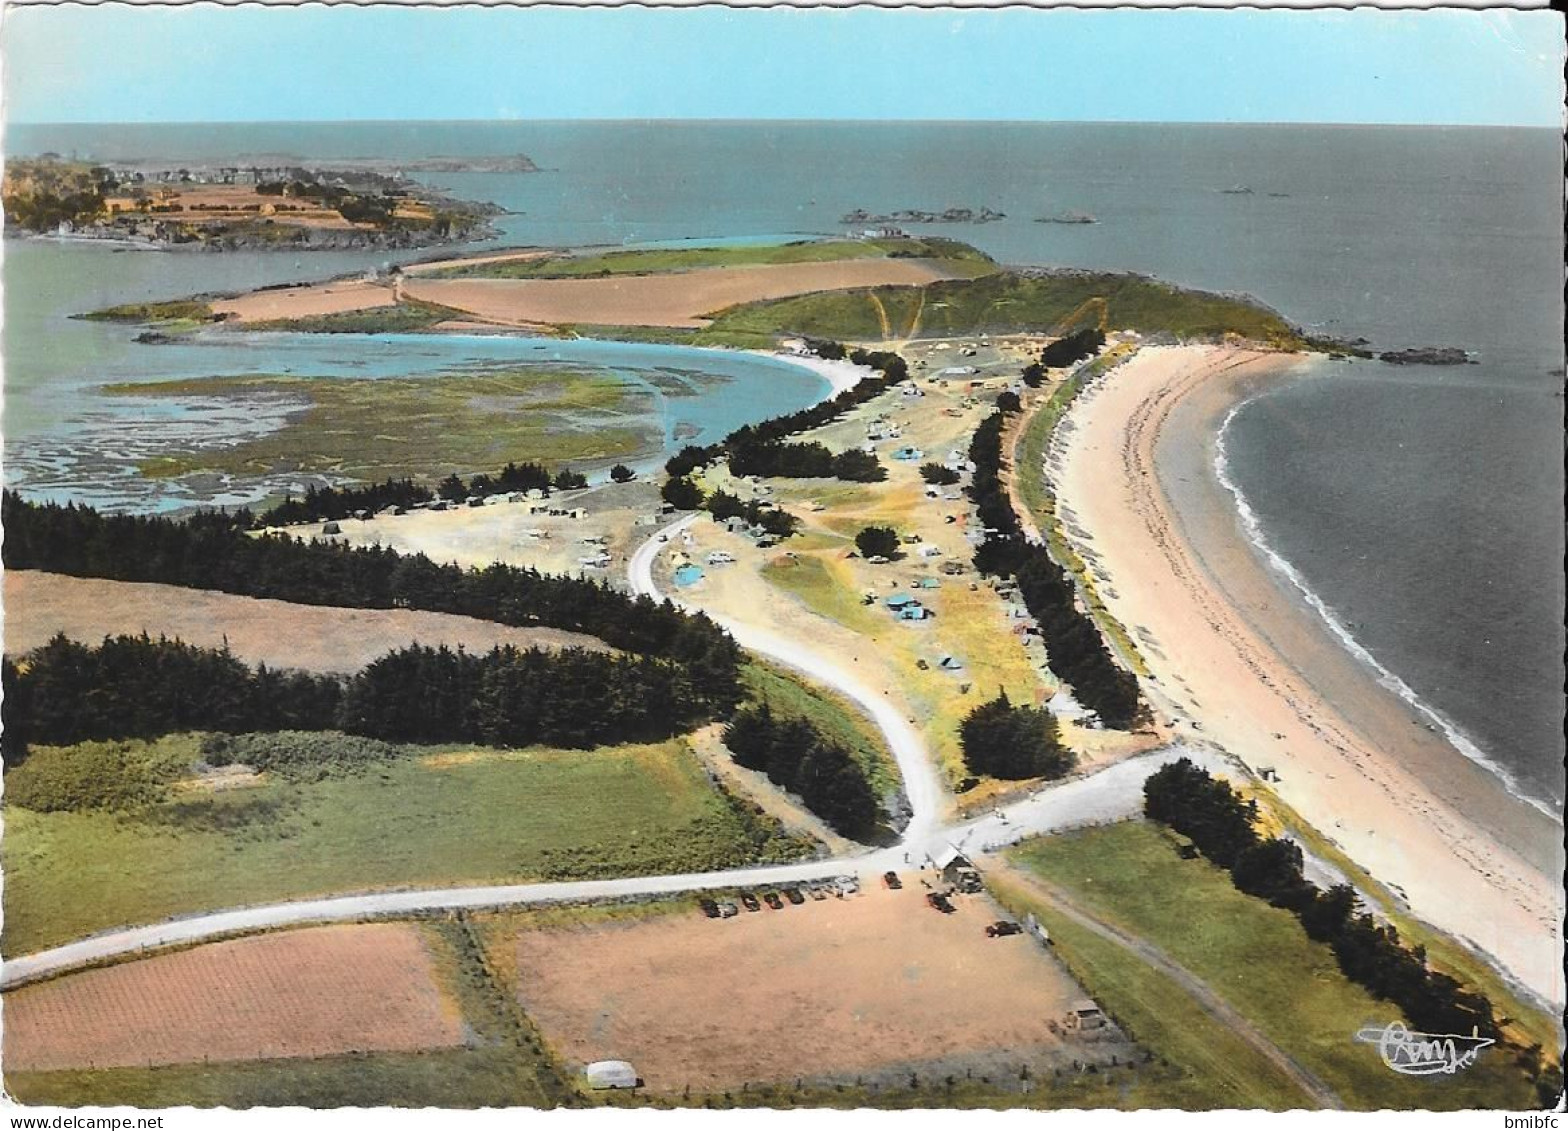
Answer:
[986,921,1022,938]
[763,892,784,910]
[927,892,955,914]
[740,892,761,912]
[698,898,720,919]
[783,888,805,906]
[717,901,739,919]
[806,884,828,901]
[882,871,903,890]
[834,875,860,897]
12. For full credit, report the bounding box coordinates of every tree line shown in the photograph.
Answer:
[964,411,1142,727]
[1143,758,1500,1041]
[259,460,588,527]
[1,493,742,709]
[1023,328,1107,387]
[660,343,913,515]
[3,634,719,766]
[722,702,881,839]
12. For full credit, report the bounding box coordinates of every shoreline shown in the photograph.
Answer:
[1053,344,1563,1008]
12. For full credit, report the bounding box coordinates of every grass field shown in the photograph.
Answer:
[739,659,900,799]
[423,237,998,280]
[78,298,217,325]
[986,870,1313,1109]
[3,735,810,955]
[242,297,471,334]
[703,270,1305,345]
[1007,821,1540,1110]
[108,365,652,483]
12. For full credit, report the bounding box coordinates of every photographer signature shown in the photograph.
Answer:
[1355,1021,1494,1076]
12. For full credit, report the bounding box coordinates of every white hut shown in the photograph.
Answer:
[584,1060,639,1090]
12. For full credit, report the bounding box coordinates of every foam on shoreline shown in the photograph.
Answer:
[1213,395,1559,822]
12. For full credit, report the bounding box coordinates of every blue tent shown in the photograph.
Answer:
[884,592,918,609]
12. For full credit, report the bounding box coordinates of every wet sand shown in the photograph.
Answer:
[1053,344,1563,1007]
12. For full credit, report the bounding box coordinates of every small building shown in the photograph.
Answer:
[320,521,341,535]
[1065,1000,1106,1031]
[931,845,974,885]
[584,1060,639,1090]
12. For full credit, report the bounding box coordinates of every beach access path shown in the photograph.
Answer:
[1048,343,1564,1009]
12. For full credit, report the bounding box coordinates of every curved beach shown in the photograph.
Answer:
[1052,344,1563,1008]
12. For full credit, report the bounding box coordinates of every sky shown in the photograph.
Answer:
[1,5,1562,128]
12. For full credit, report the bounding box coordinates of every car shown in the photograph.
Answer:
[763,892,784,910]
[986,921,1022,938]
[783,887,805,906]
[740,892,761,912]
[882,871,902,890]
[698,898,720,919]
[717,901,739,919]
[926,892,955,914]
[834,875,860,897]
[807,885,828,901]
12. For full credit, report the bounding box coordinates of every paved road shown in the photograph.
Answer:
[995,863,1343,1109]
[2,516,1219,989]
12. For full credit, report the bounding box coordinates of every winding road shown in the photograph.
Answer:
[4,515,1225,994]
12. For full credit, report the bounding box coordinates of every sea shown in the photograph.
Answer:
[3,120,1562,811]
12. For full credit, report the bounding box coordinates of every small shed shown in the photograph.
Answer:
[1065,1000,1106,1031]
[321,521,341,535]
[584,1060,639,1090]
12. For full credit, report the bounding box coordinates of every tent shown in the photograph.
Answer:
[584,1061,639,1090]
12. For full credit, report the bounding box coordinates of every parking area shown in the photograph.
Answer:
[505,874,1125,1094]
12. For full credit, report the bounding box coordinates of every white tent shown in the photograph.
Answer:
[584,1060,639,1090]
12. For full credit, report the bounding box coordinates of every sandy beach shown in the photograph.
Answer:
[1052,344,1563,1008]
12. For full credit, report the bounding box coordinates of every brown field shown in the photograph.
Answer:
[3,570,610,673]
[402,258,952,329]
[106,185,363,230]
[506,879,1105,1093]
[210,277,398,322]
[2,924,464,1072]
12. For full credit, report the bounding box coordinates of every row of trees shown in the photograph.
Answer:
[259,461,589,527]
[2,494,742,711]
[964,412,1142,727]
[1023,328,1107,387]
[959,691,1074,780]
[728,439,885,483]
[722,702,881,840]
[662,342,912,485]
[1143,758,1500,1040]
[3,634,718,768]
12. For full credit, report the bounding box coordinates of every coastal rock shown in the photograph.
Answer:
[841,206,1005,225]
[1378,347,1472,366]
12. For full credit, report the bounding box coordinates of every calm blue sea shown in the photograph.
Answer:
[5,120,1562,807]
